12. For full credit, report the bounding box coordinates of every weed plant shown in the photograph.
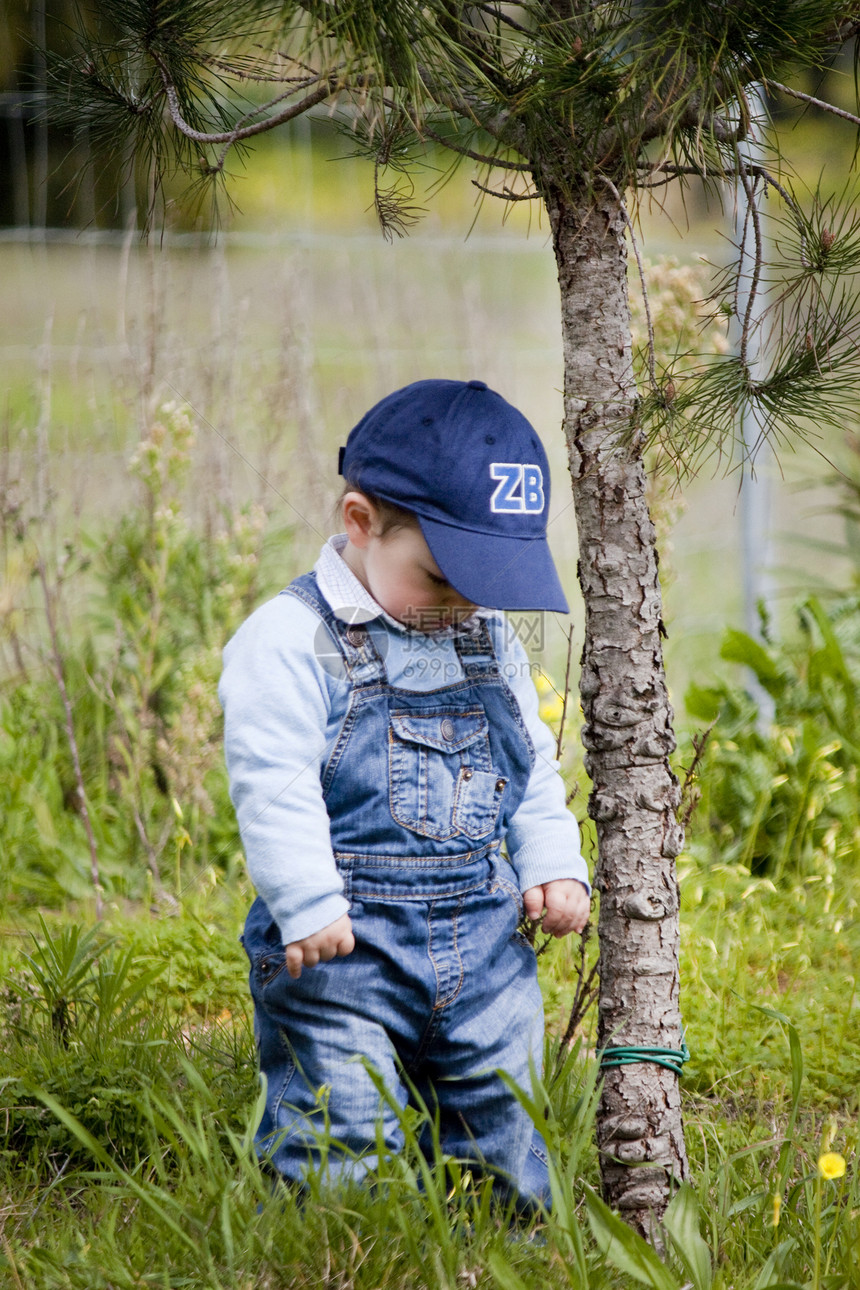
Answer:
[681,433,860,888]
[1,403,273,912]
[685,597,860,881]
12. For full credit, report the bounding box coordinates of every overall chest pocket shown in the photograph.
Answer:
[388,708,506,841]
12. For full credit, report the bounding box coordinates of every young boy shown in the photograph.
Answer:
[220,378,590,1207]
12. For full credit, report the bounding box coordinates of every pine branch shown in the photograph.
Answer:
[206,74,337,170]
[434,0,519,98]
[371,120,427,239]
[416,77,521,146]
[152,51,348,148]
[638,257,860,479]
[471,178,539,200]
[199,50,323,85]
[736,153,765,376]
[472,3,532,36]
[750,172,809,267]
[638,161,809,265]
[767,78,860,128]
[419,122,532,171]
[639,99,749,151]
[374,93,530,171]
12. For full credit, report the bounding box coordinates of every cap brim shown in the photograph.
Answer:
[417,515,570,614]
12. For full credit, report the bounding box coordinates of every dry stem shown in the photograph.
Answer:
[35,553,103,919]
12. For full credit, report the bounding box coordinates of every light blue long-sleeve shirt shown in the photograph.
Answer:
[219,538,588,946]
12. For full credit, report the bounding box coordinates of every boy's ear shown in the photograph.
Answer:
[342,492,378,548]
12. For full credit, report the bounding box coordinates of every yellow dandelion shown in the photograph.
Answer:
[771,1194,781,1227]
[818,1152,847,1180]
[534,672,555,698]
[539,695,566,725]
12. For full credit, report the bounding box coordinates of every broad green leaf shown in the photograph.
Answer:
[720,630,785,694]
[547,1159,589,1289]
[683,682,723,722]
[746,1004,803,1105]
[662,1185,712,1290]
[728,1191,768,1216]
[804,597,854,689]
[584,1185,682,1290]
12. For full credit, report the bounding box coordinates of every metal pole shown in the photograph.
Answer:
[32,0,48,234]
[736,85,776,729]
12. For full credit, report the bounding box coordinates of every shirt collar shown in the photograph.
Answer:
[313,534,490,636]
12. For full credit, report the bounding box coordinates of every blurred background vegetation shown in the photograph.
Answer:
[1,0,858,994]
[0,2,857,940]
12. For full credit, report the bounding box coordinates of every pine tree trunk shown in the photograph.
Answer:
[544,182,689,1233]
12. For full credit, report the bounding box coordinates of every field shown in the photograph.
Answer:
[1,154,859,1285]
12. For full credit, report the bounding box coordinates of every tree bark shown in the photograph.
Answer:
[544,182,689,1233]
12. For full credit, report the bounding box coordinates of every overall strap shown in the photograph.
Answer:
[453,617,500,677]
[284,573,388,687]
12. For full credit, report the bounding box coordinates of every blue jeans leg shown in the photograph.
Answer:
[245,857,548,1205]
[417,874,548,1206]
[251,956,411,1184]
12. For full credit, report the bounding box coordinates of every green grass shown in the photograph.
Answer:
[0,849,857,1288]
[678,858,858,1112]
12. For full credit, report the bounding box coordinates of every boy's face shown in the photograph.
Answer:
[343,497,477,631]
[366,525,477,630]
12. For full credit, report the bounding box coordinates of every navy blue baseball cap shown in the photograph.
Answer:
[339,378,569,613]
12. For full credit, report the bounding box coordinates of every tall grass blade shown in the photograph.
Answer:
[746,1003,804,1196]
[32,1089,201,1256]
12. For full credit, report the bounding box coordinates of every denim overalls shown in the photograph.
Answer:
[243,573,549,1204]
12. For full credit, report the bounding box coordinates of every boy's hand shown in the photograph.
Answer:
[285,914,355,979]
[522,879,590,936]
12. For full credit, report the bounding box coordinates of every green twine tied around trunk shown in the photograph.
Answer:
[599,1032,690,1078]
